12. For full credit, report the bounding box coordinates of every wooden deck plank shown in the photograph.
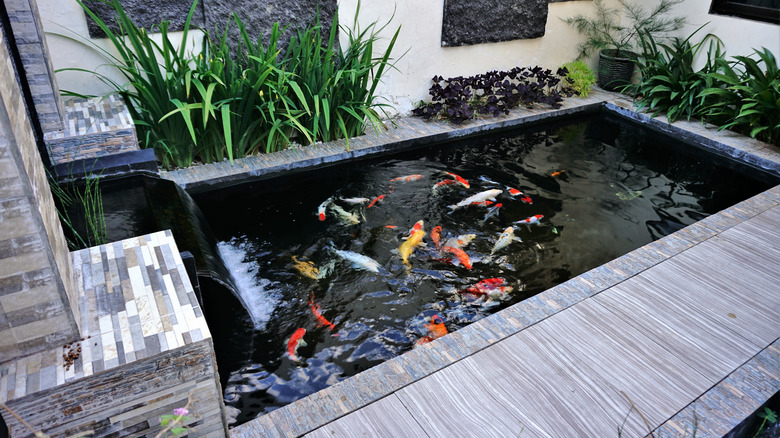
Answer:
[304,395,428,438]
[592,279,762,382]
[394,359,552,438]
[534,299,713,426]
[718,205,780,252]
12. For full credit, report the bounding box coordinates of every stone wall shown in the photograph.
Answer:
[0,18,80,362]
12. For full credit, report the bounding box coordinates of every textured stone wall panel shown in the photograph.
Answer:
[441,0,549,47]
[5,340,227,437]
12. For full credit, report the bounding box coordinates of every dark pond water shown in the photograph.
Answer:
[194,112,776,426]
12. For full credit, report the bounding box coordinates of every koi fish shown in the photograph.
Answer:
[479,176,499,185]
[384,225,398,229]
[329,245,382,272]
[461,278,513,299]
[317,197,332,221]
[399,227,426,267]
[491,227,521,255]
[367,194,386,208]
[481,203,503,224]
[431,226,442,250]
[405,220,424,238]
[287,328,307,361]
[442,245,472,269]
[515,214,544,226]
[507,187,533,204]
[329,203,362,225]
[390,174,423,183]
[551,170,567,177]
[448,189,502,211]
[308,295,335,331]
[471,200,494,207]
[292,255,320,280]
[432,179,458,194]
[442,171,470,188]
[443,233,476,249]
[339,196,370,204]
[415,315,449,346]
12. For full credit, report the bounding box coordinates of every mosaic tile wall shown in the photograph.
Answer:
[44,94,139,165]
[0,231,227,437]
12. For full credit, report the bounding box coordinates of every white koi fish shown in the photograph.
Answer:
[329,245,382,272]
[442,233,476,249]
[317,197,333,221]
[339,196,370,204]
[329,203,362,225]
[448,189,502,212]
[491,227,522,255]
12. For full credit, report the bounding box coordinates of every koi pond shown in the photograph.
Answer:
[191,112,776,426]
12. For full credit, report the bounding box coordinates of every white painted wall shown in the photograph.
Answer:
[37,0,780,116]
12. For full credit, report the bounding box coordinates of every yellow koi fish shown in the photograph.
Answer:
[292,255,320,280]
[398,222,426,267]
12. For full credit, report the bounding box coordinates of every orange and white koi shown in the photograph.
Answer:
[287,328,307,361]
[367,194,386,208]
[507,187,533,204]
[491,226,521,255]
[390,174,423,183]
[431,226,442,250]
[515,214,544,226]
[316,197,332,221]
[448,189,503,211]
[415,315,449,346]
[461,278,513,299]
[481,203,503,224]
[432,179,458,194]
[551,170,567,177]
[442,171,470,188]
[442,245,472,269]
[308,296,335,331]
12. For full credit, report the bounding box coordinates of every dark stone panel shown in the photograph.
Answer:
[441,0,549,47]
[83,0,207,39]
[549,0,591,2]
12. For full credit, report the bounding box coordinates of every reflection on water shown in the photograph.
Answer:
[195,114,775,426]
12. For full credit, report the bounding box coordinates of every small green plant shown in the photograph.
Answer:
[753,407,777,438]
[156,407,191,438]
[624,24,724,122]
[561,60,596,97]
[699,47,780,145]
[47,167,107,250]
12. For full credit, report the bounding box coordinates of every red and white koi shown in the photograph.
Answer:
[390,174,423,183]
[507,187,533,204]
[431,226,443,250]
[448,189,502,211]
[442,245,472,269]
[461,278,513,299]
[286,328,307,361]
[515,214,544,226]
[432,179,458,194]
[406,220,424,238]
[367,194,386,208]
[491,226,521,255]
[316,197,332,221]
[442,171,470,188]
[470,200,494,207]
[308,295,335,331]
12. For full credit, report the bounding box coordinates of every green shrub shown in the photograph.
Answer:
[700,47,780,145]
[624,25,723,122]
[561,60,596,97]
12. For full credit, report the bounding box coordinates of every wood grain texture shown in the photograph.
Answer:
[305,395,428,438]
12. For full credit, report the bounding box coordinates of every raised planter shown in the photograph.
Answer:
[598,49,636,91]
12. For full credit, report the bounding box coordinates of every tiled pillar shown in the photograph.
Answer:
[0,20,80,362]
[3,0,64,133]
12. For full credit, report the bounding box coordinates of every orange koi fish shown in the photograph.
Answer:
[287,328,307,361]
[390,174,423,183]
[367,195,386,208]
[470,200,494,207]
[461,278,513,299]
[384,225,398,229]
[431,226,442,250]
[432,179,458,194]
[515,214,544,225]
[442,245,472,269]
[309,296,335,331]
[443,171,470,188]
[415,315,449,346]
[551,170,567,177]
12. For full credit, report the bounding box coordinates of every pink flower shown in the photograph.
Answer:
[173,407,189,417]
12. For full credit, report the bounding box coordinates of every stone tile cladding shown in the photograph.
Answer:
[44,94,139,165]
[0,230,227,437]
[0,20,80,361]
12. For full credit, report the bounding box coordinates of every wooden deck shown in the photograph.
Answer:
[300,205,780,437]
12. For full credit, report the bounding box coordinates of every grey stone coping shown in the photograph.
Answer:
[0,230,212,403]
[226,92,780,437]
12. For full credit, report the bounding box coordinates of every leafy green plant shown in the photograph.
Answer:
[753,407,777,438]
[563,0,685,58]
[283,1,400,149]
[561,60,596,97]
[699,47,780,145]
[624,24,724,122]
